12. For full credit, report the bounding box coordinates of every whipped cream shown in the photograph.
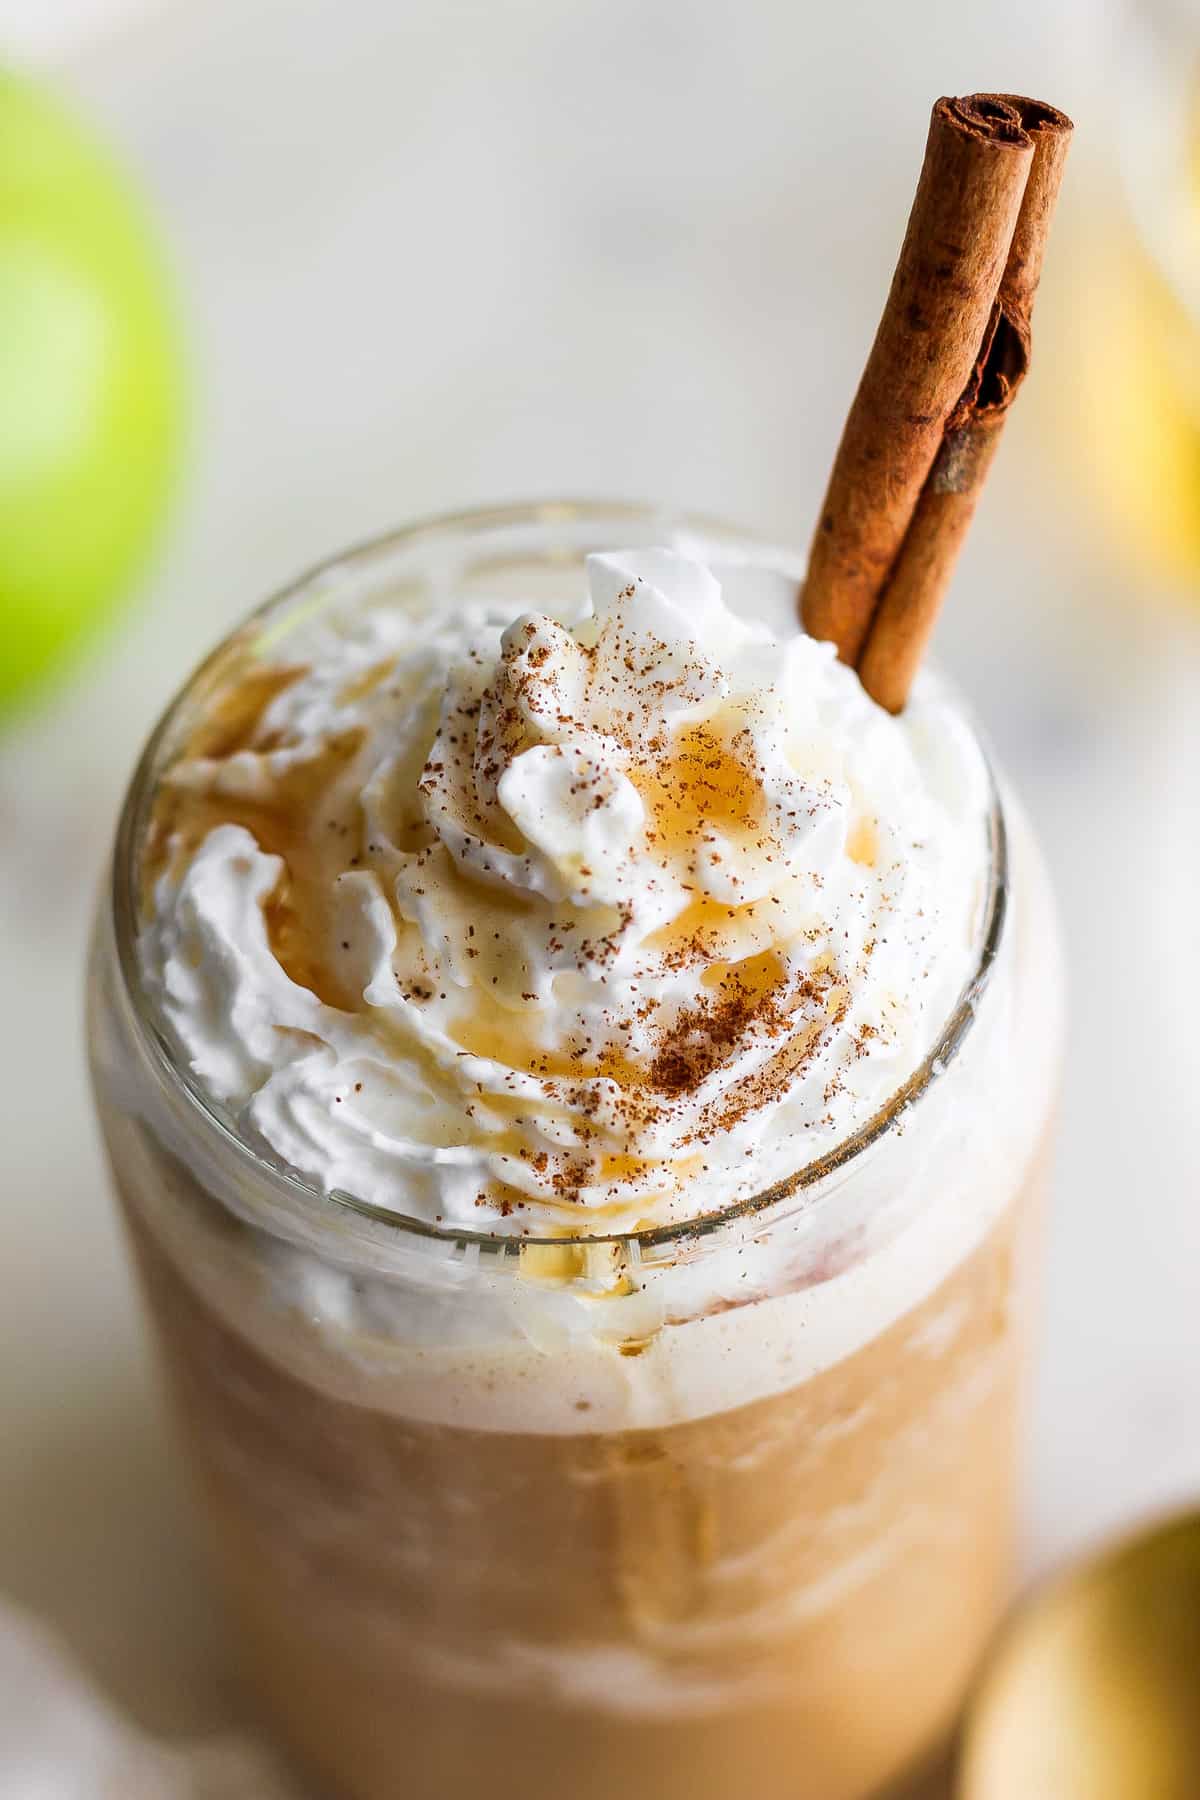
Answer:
[141,548,991,1239]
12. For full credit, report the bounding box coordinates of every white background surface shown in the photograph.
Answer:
[1,0,1199,1780]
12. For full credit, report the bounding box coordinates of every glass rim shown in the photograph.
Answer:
[109,496,1009,1256]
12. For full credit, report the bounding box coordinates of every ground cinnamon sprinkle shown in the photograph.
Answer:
[648,951,788,1096]
[149,577,907,1229]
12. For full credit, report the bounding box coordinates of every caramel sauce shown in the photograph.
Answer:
[518,1241,637,1295]
[468,1124,529,1161]
[598,1151,657,1183]
[261,869,351,1009]
[630,718,764,853]
[451,997,645,1087]
[520,1242,588,1282]
[846,815,879,867]
[141,660,307,905]
[142,658,369,1012]
[186,663,306,760]
[144,646,819,1170]
[700,947,785,1008]
[645,893,764,958]
[337,657,398,706]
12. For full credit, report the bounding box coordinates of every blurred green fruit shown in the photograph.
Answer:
[1,68,185,716]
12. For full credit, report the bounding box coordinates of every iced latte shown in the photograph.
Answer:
[89,505,1062,1800]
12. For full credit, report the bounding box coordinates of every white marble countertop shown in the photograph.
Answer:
[2,0,1199,1782]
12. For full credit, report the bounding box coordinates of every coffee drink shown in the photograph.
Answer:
[89,507,1062,1799]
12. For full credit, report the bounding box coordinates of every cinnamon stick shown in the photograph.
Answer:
[799,94,1073,709]
[857,97,1073,712]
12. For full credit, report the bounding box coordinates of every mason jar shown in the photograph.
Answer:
[87,501,1063,1800]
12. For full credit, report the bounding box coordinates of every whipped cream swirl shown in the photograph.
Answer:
[141,548,991,1236]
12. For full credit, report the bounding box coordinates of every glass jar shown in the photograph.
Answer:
[87,502,1063,1800]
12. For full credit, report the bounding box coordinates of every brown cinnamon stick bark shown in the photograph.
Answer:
[857,97,1073,712]
[799,94,1072,708]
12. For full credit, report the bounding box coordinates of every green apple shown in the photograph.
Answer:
[0,68,185,716]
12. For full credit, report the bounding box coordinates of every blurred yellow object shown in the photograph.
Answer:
[1079,233,1200,581]
[959,1512,1200,1798]
[0,68,185,718]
